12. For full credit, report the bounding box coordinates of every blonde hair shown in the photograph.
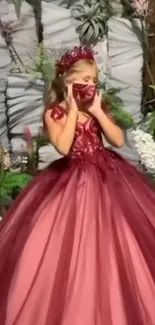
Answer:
[43,59,98,107]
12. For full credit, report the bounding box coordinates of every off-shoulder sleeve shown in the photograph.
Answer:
[50,104,65,120]
[44,103,65,120]
[43,103,65,133]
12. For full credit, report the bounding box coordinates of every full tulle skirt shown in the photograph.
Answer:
[1,149,155,325]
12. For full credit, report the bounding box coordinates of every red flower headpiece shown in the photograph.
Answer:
[55,46,95,77]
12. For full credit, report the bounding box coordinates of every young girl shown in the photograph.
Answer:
[0,46,155,325]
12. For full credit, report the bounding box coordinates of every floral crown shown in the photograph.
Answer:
[55,46,95,77]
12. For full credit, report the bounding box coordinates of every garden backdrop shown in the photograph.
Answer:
[0,0,155,216]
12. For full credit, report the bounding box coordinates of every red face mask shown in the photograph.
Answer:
[72,83,96,105]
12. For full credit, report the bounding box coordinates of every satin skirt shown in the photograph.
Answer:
[0,149,155,325]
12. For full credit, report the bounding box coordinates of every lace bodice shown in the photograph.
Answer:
[70,118,103,158]
[49,104,103,158]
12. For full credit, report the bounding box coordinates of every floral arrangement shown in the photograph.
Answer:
[132,128,155,174]
[132,108,155,176]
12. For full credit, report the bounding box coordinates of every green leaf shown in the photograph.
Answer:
[108,87,122,95]
[98,21,106,36]
[0,172,31,198]
[145,111,155,139]
[72,0,112,44]
[85,24,95,43]
[101,88,135,129]
[93,3,100,14]
[149,85,155,90]
[91,20,99,41]
[23,43,56,82]
[9,0,24,18]
[79,21,90,35]
[73,4,85,13]
[82,4,91,15]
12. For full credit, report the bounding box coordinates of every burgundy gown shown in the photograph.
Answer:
[1,104,155,325]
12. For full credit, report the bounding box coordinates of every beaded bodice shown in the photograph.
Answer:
[50,104,103,158]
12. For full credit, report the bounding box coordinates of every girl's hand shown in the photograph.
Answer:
[65,84,78,113]
[87,90,102,117]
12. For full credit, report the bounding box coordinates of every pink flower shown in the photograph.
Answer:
[23,127,33,145]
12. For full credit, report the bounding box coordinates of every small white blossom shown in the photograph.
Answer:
[3,152,11,170]
[0,143,28,171]
[132,0,148,16]
[0,146,11,170]
[11,155,28,171]
[132,128,155,173]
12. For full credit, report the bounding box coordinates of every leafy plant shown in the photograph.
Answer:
[72,0,113,44]
[140,109,155,141]
[0,142,31,216]
[0,172,31,198]
[11,43,56,82]
[0,171,31,216]
[101,87,135,129]
[27,43,56,81]
[0,128,50,216]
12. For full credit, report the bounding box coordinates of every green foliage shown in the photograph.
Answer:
[0,171,31,212]
[144,111,155,140]
[28,44,56,81]
[13,43,56,82]
[0,172,31,197]
[102,87,135,129]
[139,85,155,139]
[72,0,113,44]
[34,133,49,148]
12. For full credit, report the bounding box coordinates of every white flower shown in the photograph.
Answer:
[132,0,148,16]
[132,128,155,173]
[0,146,11,170]
[11,155,28,171]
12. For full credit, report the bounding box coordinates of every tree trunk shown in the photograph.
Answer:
[143,0,155,109]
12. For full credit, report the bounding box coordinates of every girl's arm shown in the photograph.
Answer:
[88,92,124,148]
[95,108,124,148]
[44,85,78,155]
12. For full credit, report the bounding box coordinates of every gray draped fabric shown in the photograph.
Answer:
[0,1,143,166]
[0,34,10,148]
